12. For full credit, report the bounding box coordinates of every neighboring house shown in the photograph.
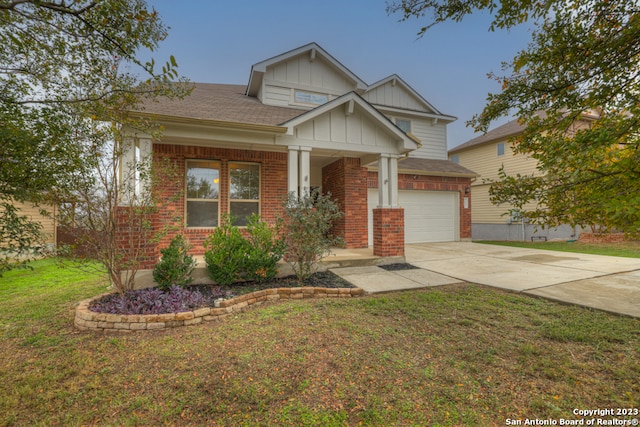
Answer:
[448,117,583,241]
[3,200,57,249]
[120,43,476,282]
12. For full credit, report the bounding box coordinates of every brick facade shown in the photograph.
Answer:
[322,157,368,248]
[127,144,289,265]
[117,143,474,272]
[367,171,472,240]
[372,208,405,256]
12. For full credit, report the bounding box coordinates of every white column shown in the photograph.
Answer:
[299,146,311,198]
[378,154,390,208]
[137,138,153,198]
[389,155,399,208]
[119,137,137,205]
[288,147,299,196]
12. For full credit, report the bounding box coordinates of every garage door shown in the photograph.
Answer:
[368,189,459,245]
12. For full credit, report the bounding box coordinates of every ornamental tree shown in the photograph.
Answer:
[389,0,640,233]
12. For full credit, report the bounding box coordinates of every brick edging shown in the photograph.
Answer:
[75,287,366,333]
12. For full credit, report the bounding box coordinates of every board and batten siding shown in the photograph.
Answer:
[363,81,427,112]
[292,107,400,152]
[260,55,356,107]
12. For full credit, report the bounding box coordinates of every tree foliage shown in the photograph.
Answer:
[0,0,190,272]
[389,0,640,233]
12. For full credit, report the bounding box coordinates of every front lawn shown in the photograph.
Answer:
[1,259,639,426]
[479,240,640,258]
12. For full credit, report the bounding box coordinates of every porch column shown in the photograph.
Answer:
[287,146,312,198]
[389,155,399,208]
[287,147,299,196]
[119,137,153,204]
[373,153,404,257]
[299,146,311,197]
[377,154,390,207]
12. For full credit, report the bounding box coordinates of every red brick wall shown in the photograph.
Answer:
[372,208,404,256]
[115,206,158,270]
[368,171,472,240]
[116,144,289,262]
[322,157,368,248]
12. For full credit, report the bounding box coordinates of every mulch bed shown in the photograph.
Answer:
[197,270,355,299]
[378,263,420,271]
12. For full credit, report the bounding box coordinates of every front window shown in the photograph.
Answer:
[229,162,260,226]
[186,160,220,227]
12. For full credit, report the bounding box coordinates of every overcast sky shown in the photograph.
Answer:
[145,0,533,149]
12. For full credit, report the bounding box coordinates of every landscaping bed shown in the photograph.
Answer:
[75,271,362,333]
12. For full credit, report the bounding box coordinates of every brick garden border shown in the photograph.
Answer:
[75,287,365,333]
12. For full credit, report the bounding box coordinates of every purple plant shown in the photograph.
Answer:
[90,285,229,315]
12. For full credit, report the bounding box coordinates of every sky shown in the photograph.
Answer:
[145,0,534,149]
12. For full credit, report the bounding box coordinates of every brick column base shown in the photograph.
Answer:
[372,208,404,257]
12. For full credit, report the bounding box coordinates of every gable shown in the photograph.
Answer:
[363,75,441,114]
[279,93,418,155]
[295,106,397,150]
[246,43,367,108]
[363,80,427,112]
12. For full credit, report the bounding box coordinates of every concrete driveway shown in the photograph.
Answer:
[331,242,640,318]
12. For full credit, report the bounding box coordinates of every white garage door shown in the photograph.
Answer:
[368,189,459,245]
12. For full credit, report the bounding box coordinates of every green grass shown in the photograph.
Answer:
[1,259,639,426]
[478,240,640,258]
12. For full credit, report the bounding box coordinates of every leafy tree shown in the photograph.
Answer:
[0,0,190,273]
[389,0,640,233]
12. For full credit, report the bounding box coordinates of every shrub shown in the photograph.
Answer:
[203,214,250,285]
[244,214,286,282]
[204,214,286,285]
[281,189,344,282]
[153,234,197,290]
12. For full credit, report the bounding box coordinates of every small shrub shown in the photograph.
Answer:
[89,286,229,315]
[282,189,344,282]
[244,214,286,282]
[204,214,250,285]
[153,234,197,290]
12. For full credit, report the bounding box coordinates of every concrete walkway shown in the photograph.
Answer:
[329,242,640,318]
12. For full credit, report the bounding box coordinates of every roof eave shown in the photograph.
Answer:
[131,112,289,134]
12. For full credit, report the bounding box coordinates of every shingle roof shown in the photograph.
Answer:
[140,83,305,126]
[448,117,525,154]
[369,157,477,177]
[398,157,477,177]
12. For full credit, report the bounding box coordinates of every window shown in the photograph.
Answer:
[395,118,411,133]
[229,162,260,226]
[186,161,219,227]
[497,142,505,156]
[294,90,328,106]
[450,154,459,164]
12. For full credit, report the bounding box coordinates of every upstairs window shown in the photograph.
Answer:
[395,118,411,133]
[186,161,220,227]
[497,142,505,156]
[229,162,260,226]
[294,90,329,106]
[450,154,460,164]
